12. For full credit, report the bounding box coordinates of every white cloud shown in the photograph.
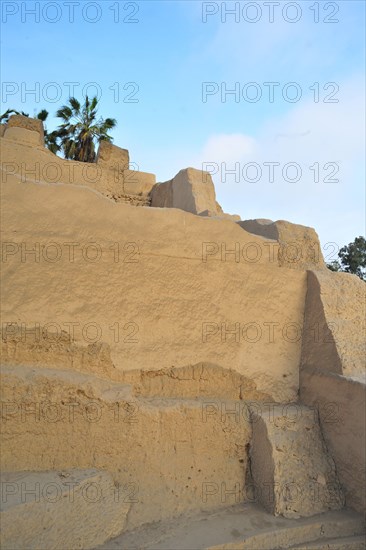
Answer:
[193,74,365,249]
[199,133,257,163]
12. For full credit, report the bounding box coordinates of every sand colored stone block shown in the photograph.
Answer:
[238,219,325,270]
[151,176,174,207]
[4,115,44,147]
[301,270,366,378]
[0,134,155,205]
[123,168,156,195]
[250,404,344,518]
[300,368,366,514]
[151,167,228,216]
[0,469,130,550]
[94,142,155,200]
[172,168,219,214]
[96,140,130,169]
[199,210,241,221]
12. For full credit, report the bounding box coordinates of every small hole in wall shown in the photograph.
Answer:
[239,459,244,463]
[283,374,288,378]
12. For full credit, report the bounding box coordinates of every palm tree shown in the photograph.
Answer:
[36,109,60,155]
[56,96,116,162]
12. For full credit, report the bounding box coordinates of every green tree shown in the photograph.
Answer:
[327,236,366,280]
[326,260,341,272]
[36,109,60,155]
[56,96,116,162]
[338,236,366,280]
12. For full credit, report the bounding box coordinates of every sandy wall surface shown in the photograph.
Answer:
[0,364,251,528]
[0,174,308,402]
[301,270,366,377]
[300,367,366,514]
[1,124,365,529]
[239,219,325,271]
[1,135,155,202]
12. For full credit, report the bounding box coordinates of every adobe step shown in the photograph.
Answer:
[249,403,344,518]
[93,503,365,550]
[0,469,130,550]
[289,534,366,549]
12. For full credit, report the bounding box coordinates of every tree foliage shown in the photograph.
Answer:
[327,236,366,280]
[1,108,29,123]
[56,96,116,162]
[338,236,366,279]
[1,96,116,162]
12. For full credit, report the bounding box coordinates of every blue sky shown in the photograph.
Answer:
[1,0,365,255]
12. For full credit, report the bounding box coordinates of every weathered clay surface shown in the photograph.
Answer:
[94,505,366,550]
[1,174,308,403]
[199,209,241,221]
[4,114,45,147]
[0,331,272,400]
[96,139,130,169]
[250,404,344,518]
[301,270,366,377]
[300,367,366,514]
[1,127,155,204]
[151,167,239,219]
[0,117,365,548]
[0,469,130,550]
[238,219,325,270]
[0,364,251,529]
[151,168,219,214]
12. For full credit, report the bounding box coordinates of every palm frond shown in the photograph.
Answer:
[90,96,98,111]
[56,106,73,121]
[69,97,81,113]
[37,109,49,121]
[54,96,117,162]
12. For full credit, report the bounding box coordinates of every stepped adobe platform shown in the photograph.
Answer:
[1,469,130,550]
[93,505,365,550]
[0,115,365,549]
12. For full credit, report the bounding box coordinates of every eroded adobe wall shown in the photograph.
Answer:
[3,115,45,147]
[151,168,220,215]
[301,270,365,377]
[1,173,310,403]
[1,121,364,528]
[0,364,251,528]
[300,368,366,514]
[0,331,272,402]
[1,469,131,549]
[1,115,156,204]
[151,167,240,220]
[300,270,365,514]
[239,219,325,271]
